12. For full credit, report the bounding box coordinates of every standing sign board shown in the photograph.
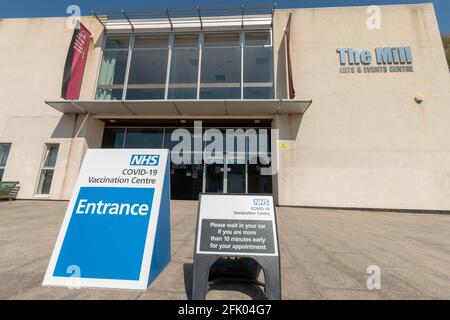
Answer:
[43,149,171,290]
[193,194,281,299]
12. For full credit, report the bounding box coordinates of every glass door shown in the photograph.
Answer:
[203,153,247,194]
[204,155,224,193]
[171,163,204,200]
[226,152,246,194]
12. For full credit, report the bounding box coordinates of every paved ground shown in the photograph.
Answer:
[0,200,449,300]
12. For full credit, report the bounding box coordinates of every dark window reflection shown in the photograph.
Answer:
[171,163,203,200]
[248,161,273,194]
[124,129,164,148]
[102,128,125,148]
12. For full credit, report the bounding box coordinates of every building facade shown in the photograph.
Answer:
[0,4,449,211]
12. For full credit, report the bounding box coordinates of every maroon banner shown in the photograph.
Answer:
[61,23,92,100]
[284,13,296,99]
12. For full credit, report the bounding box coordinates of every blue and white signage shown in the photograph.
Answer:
[195,194,278,257]
[43,149,171,290]
[337,46,415,74]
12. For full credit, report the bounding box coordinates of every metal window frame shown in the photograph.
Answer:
[95,35,131,99]
[133,34,171,49]
[93,35,108,99]
[35,144,60,196]
[243,29,273,47]
[240,31,245,99]
[120,127,166,149]
[166,33,201,99]
[96,29,273,101]
[0,143,12,181]
[101,126,271,196]
[197,33,204,99]
[121,35,135,100]
[102,126,272,194]
[125,34,170,100]
[164,34,174,99]
[242,30,274,99]
[103,35,132,51]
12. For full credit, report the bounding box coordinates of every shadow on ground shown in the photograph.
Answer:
[183,263,266,300]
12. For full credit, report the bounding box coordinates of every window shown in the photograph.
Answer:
[37,145,59,195]
[0,143,11,181]
[96,31,273,100]
[126,35,169,100]
[124,129,164,148]
[244,32,273,99]
[168,34,199,99]
[95,36,130,100]
[102,128,125,148]
[200,33,241,99]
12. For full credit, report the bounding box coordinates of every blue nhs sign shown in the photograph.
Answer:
[130,154,160,166]
[43,149,171,290]
[253,199,270,206]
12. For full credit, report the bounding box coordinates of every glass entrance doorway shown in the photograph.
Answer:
[204,153,246,194]
[102,122,273,200]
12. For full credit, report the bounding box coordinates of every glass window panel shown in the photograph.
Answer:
[246,130,271,155]
[128,50,168,85]
[170,163,203,200]
[105,36,130,49]
[224,129,246,155]
[200,47,241,99]
[200,88,240,99]
[164,128,198,151]
[169,49,199,83]
[124,129,164,148]
[205,163,224,193]
[95,88,123,100]
[102,128,125,148]
[227,163,246,193]
[244,87,273,99]
[37,169,54,195]
[244,46,273,83]
[168,88,197,99]
[126,89,165,100]
[204,33,240,47]
[248,162,272,194]
[0,144,11,167]
[134,35,169,48]
[173,34,198,48]
[201,48,240,83]
[245,32,271,46]
[37,144,59,195]
[44,146,59,168]
[0,169,4,181]
[97,51,129,86]
[168,48,199,99]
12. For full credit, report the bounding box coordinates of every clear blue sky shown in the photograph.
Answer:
[1,0,449,33]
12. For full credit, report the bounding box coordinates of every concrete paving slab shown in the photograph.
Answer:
[1,200,449,299]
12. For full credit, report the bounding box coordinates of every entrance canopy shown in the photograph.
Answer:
[45,99,312,117]
[92,4,276,33]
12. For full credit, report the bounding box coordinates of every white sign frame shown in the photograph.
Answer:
[195,193,279,257]
[42,149,170,290]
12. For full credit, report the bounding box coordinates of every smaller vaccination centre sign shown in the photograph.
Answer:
[43,149,171,290]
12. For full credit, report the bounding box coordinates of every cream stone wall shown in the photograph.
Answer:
[1,4,449,210]
[0,17,105,200]
[272,4,450,210]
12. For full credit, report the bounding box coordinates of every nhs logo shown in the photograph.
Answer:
[253,199,270,206]
[130,154,160,166]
